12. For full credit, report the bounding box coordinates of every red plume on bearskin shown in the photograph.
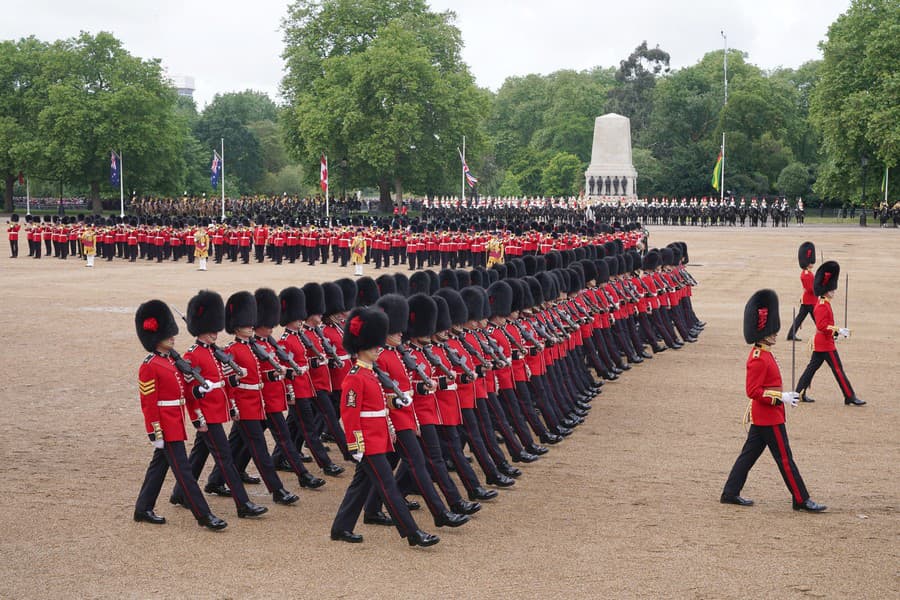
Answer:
[813,261,840,297]
[743,289,780,344]
[135,299,179,352]
[342,307,388,354]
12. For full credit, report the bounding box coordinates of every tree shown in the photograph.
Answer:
[811,0,900,202]
[606,41,670,143]
[281,0,488,209]
[777,162,811,198]
[540,152,583,197]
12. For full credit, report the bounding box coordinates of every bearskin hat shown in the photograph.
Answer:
[355,276,380,307]
[426,270,439,294]
[407,293,438,338]
[375,294,409,335]
[343,307,388,354]
[743,289,780,344]
[375,274,397,296]
[225,291,257,334]
[487,269,499,284]
[813,261,840,297]
[536,271,556,301]
[455,269,471,289]
[642,250,660,271]
[409,271,431,296]
[301,283,325,316]
[279,286,307,326]
[660,247,674,267]
[580,259,598,284]
[525,276,544,306]
[438,269,458,290]
[135,299,179,353]
[568,268,584,294]
[10,213,18,222]
[254,288,281,328]
[668,246,682,266]
[492,263,508,280]
[322,282,345,316]
[511,258,526,279]
[505,279,523,312]
[487,280,513,317]
[335,277,357,310]
[574,247,586,262]
[798,242,816,269]
[470,269,485,288]
[186,290,225,336]
[546,251,561,270]
[522,255,537,276]
[676,241,689,264]
[460,286,485,321]
[520,277,535,309]
[433,295,452,332]
[435,288,467,325]
[394,272,410,297]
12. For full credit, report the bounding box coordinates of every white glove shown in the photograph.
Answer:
[352,451,364,463]
[781,391,800,408]
[396,392,413,409]
[837,328,850,339]
[198,382,213,395]
[152,438,165,450]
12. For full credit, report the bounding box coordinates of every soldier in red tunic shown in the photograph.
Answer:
[786,242,816,343]
[133,300,228,529]
[330,307,441,547]
[7,214,19,258]
[721,289,826,512]
[794,261,865,406]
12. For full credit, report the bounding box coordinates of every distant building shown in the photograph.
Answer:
[170,75,196,98]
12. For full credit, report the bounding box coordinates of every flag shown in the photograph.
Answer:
[110,151,120,187]
[458,148,478,188]
[711,151,723,191]
[882,166,888,194]
[320,154,328,193]
[17,171,24,186]
[210,151,222,189]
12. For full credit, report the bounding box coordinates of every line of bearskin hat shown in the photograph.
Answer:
[355,276,380,306]
[394,273,410,297]
[470,269,485,288]
[642,250,661,271]
[506,279,525,312]
[743,289,780,344]
[487,280,513,317]
[438,269,458,290]
[301,283,325,316]
[322,282,346,317]
[408,271,431,296]
[455,269,471,288]
[460,286,485,321]
[813,260,840,297]
[254,288,281,328]
[434,288,468,325]
[798,241,816,269]
[342,307,389,355]
[186,290,225,336]
[279,286,307,325]
[407,293,438,338]
[375,274,397,296]
[136,299,180,353]
[524,276,544,306]
[225,291,256,334]
[433,294,453,332]
[331,278,355,313]
[426,270,439,293]
[376,293,409,334]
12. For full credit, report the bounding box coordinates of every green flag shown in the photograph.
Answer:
[711,151,723,191]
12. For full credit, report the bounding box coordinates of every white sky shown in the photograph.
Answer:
[1,0,850,108]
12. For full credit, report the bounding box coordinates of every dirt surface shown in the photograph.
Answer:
[0,225,897,599]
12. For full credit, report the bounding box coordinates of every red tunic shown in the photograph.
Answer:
[138,353,189,442]
[254,336,288,413]
[377,347,417,432]
[444,338,476,409]
[341,362,393,456]
[487,325,515,389]
[800,269,816,306]
[322,323,352,389]
[407,344,442,425]
[746,345,786,427]
[813,299,837,352]
[302,325,332,392]
[223,339,266,421]
[279,329,315,398]
[430,344,463,425]
[182,342,233,424]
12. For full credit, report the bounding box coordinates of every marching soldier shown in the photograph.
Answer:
[794,261,865,406]
[330,307,441,547]
[7,214,20,258]
[133,300,228,529]
[721,289,826,512]
[786,242,816,343]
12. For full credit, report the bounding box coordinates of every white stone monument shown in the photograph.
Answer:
[584,113,637,203]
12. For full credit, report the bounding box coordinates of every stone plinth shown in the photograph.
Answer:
[584,113,637,204]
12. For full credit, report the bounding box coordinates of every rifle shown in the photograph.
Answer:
[250,338,286,376]
[398,344,433,384]
[499,324,529,356]
[443,342,477,380]
[169,349,211,389]
[297,328,328,362]
[512,320,543,350]
[315,326,346,368]
[266,335,303,373]
[372,364,406,401]
[474,332,509,368]
[421,344,456,379]
[844,273,849,329]
[210,344,244,376]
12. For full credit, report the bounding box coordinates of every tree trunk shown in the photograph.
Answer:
[90,181,102,214]
[378,179,393,214]
[4,174,14,213]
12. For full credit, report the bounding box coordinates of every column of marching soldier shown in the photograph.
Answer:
[133,240,705,545]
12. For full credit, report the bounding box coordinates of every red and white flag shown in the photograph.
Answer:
[320,154,328,193]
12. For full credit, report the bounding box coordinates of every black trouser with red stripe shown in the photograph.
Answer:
[136,441,211,520]
[786,304,815,339]
[401,423,464,506]
[264,411,311,480]
[436,424,483,495]
[208,419,285,493]
[315,390,351,460]
[474,397,512,467]
[459,407,502,480]
[273,397,335,471]
[333,454,419,539]
[171,423,251,509]
[498,387,537,448]
[723,423,809,504]
[484,392,525,458]
[795,349,855,401]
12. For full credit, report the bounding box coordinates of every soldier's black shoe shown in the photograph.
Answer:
[275,459,292,472]
[800,393,815,403]
[611,366,624,374]
[299,472,326,489]
[629,355,644,364]
[684,336,698,343]
[539,433,562,445]
[786,335,802,342]
[169,494,187,508]
[133,509,166,524]
[845,396,866,406]
[512,451,539,463]
[641,350,653,359]
[720,494,754,506]
[204,483,232,497]
[450,500,481,515]
[331,530,363,543]
[468,486,499,501]
[299,452,313,463]
[406,499,421,511]
[273,488,299,505]
[604,371,619,381]
[363,511,394,526]
[526,444,549,456]
[576,401,592,411]
[407,530,440,547]
[435,511,469,528]
[620,362,632,371]
[237,502,268,518]
[793,498,827,512]
[322,463,345,476]
[652,345,667,354]
[555,426,573,437]
[671,342,684,350]
[561,418,578,429]
[486,473,516,487]
[240,471,261,484]
[198,514,228,530]
[497,462,522,478]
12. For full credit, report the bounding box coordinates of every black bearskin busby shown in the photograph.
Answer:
[135,299,179,353]
[409,271,431,296]
[435,288,467,325]
[336,278,358,312]
[301,283,325,316]
[343,307,388,354]
[798,241,816,269]
[487,280,513,317]
[356,276,380,307]
[279,286,307,326]
[225,291,257,334]
[460,286,485,321]
[376,294,409,334]
[375,274,397,296]
[407,293,438,338]
[186,290,225,336]
[743,289,780,344]
[254,288,281,328]
[322,282,345,316]
[813,261,840,297]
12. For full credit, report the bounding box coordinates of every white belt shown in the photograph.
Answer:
[157,399,185,407]
[237,383,263,390]
[445,384,458,391]
[360,409,388,418]
[337,354,350,361]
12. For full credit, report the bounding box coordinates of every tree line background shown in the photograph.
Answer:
[1,0,897,213]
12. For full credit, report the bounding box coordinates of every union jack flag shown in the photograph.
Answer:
[458,148,478,188]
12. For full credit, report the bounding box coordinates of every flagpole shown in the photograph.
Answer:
[119,150,125,217]
[461,136,466,206]
[721,132,726,202]
[26,177,30,216]
[885,166,889,204]
[721,30,727,202]
[326,155,330,225]
[220,138,225,221]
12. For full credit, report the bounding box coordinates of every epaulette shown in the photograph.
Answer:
[186,344,198,352]
[349,365,360,375]
[752,348,761,359]
[143,353,155,364]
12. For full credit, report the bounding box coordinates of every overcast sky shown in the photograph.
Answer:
[2,0,850,108]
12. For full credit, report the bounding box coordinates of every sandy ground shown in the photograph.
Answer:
[0,225,897,599]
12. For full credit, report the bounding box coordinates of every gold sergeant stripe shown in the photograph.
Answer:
[139,380,156,394]
[762,389,782,405]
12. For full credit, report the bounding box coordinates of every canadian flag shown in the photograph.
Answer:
[320,154,328,193]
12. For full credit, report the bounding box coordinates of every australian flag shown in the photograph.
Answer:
[210,151,222,189]
[110,151,120,187]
